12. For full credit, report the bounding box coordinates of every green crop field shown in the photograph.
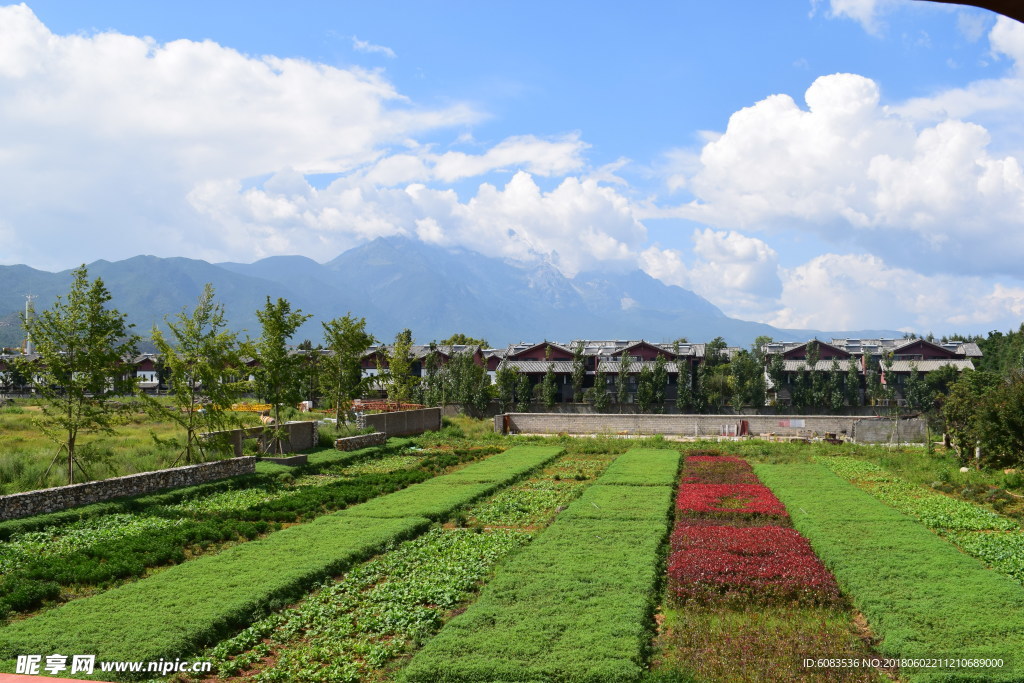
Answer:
[2,420,1023,682]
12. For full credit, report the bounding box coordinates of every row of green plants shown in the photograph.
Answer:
[649,453,880,683]
[202,450,610,681]
[754,462,1024,681]
[401,448,681,681]
[0,444,485,619]
[817,456,1024,585]
[0,446,564,673]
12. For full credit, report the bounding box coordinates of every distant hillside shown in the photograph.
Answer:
[0,237,902,348]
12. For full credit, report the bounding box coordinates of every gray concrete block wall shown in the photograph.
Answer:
[361,408,442,437]
[0,457,256,522]
[495,413,926,443]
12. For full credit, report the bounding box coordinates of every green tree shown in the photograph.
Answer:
[541,363,558,409]
[766,353,785,406]
[570,341,587,402]
[16,265,139,483]
[696,337,729,412]
[438,351,492,416]
[636,365,655,413]
[616,352,630,408]
[675,360,695,413]
[974,373,1024,468]
[845,357,861,407]
[253,297,312,451]
[144,284,248,465]
[514,372,532,412]
[730,348,765,409]
[384,329,417,404]
[590,368,611,412]
[943,370,1003,463]
[651,354,669,412]
[826,358,845,412]
[903,363,933,413]
[495,365,519,413]
[439,333,489,348]
[320,313,375,428]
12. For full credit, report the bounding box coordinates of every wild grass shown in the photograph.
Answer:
[0,401,265,494]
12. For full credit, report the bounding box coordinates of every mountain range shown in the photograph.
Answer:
[0,236,900,349]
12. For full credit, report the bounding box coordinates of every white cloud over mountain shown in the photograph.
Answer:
[2,3,1024,334]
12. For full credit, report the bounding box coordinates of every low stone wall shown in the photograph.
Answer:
[0,457,255,522]
[358,408,442,437]
[494,413,927,444]
[204,420,319,457]
[335,432,388,451]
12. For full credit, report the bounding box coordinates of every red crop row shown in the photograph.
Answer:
[667,524,842,607]
[680,456,759,485]
[676,483,788,520]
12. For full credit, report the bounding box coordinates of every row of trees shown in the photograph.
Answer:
[13,266,379,483]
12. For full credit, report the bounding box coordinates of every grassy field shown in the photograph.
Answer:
[0,400,273,494]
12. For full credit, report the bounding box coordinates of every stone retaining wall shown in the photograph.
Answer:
[335,432,388,451]
[0,457,255,522]
[358,408,442,437]
[494,413,926,444]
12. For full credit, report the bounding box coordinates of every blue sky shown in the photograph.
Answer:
[3,1,1024,335]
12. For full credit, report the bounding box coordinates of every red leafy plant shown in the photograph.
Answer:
[681,455,760,485]
[676,483,789,520]
[667,524,842,607]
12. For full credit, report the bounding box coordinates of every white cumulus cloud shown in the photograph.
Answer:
[673,67,1024,279]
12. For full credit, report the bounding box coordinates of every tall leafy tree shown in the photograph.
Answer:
[635,365,655,413]
[384,329,417,404]
[454,352,492,417]
[675,360,695,413]
[541,362,558,409]
[845,356,862,407]
[320,313,375,428]
[514,371,532,412]
[616,352,630,408]
[590,368,611,412]
[145,284,248,464]
[570,341,587,402]
[903,363,933,413]
[943,370,1003,463]
[16,265,139,483]
[253,297,312,450]
[696,337,729,412]
[495,365,519,413]
[651,354,669,413]
[826,358,845,412]
[766,353,785,406]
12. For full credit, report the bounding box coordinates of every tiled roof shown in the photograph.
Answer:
[781,359,857,371]
[497,360,575,373]
[886,359,974,372]
[596,361,683,373]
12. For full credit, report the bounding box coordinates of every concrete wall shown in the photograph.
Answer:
[205,420,319,457]
[359,408,442,437]
[0,457,255,522]
[494,413,926,444]
[335,432,388,451]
